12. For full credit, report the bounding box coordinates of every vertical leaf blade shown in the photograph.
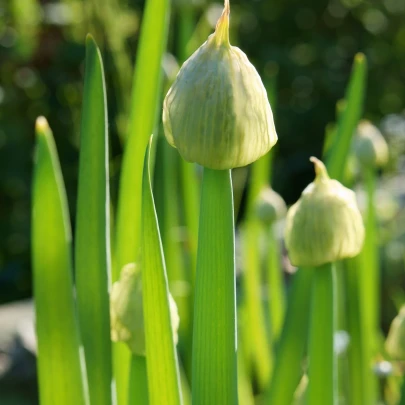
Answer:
[141,139,182,405]
[32,117,89,405]
[266,268,313,405]
[113,0,170,400]
[75,35,113,405]
[115,0,170,274]
[325,53,367,180]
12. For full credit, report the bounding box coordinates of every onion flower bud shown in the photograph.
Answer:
[163,0,277,170]
[353,120,389,169]
[110,263,180,356]
[284,157,365,267]
[385,305,405,360]
[254,187,287,225]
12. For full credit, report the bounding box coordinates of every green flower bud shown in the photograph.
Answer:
[353,120,389,168]
[163,0,277,170]
[254,187,287,225]
[385,305,405,360]
[110,263,180,356]
[284,157,365,267]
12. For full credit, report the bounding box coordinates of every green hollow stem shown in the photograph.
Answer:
[307,263,336,405]
[192,168,238,405]
[345,257,367,405]
[127,355,148,405]
[266,226,286,344]
[242,220,272,390]
[266,267,314,405]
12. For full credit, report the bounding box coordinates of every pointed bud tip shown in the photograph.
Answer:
[310,156,329,181]
[224,0,230,14]
[214,0,230,46]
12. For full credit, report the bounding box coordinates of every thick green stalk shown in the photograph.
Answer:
[192,168,238,405]
[345,258,366,405]
[128,355,148,405]
[266,268,314,405]
[266,227,286,343]
[307,263,336,405]
[335,261,348,401]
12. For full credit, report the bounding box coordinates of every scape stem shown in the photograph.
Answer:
[307,262,336,405]
[192,168,238,405]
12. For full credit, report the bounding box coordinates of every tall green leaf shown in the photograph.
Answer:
[351,166,379,404]
[141,138,183,405]
[113,0,170,401]
[325,53,367,180]
[266,268,313,405]
[115,0,170,275]
[323,53,372,404]
[32,117,89,405]
[75,35,113,405]
[161,141,193,376]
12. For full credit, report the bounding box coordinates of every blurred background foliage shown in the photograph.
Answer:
[1,0,405,346]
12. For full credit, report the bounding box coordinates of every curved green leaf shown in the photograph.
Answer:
[141,137,183,405]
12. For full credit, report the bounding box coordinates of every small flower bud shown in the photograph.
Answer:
[284,157,365,267]
[385,305,405,360]
[254,187,287,225]
[163,0,277,170]
[110,263,180,356]
[353,120,389,169]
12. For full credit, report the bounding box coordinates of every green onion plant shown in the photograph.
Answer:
[29,1,397,404]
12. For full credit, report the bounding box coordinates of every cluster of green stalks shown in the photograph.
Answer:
[31,1,404,405]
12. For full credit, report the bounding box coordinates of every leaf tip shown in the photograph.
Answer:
[354,52,366,64]
[35,116,49,135]
[85,33,97,48]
